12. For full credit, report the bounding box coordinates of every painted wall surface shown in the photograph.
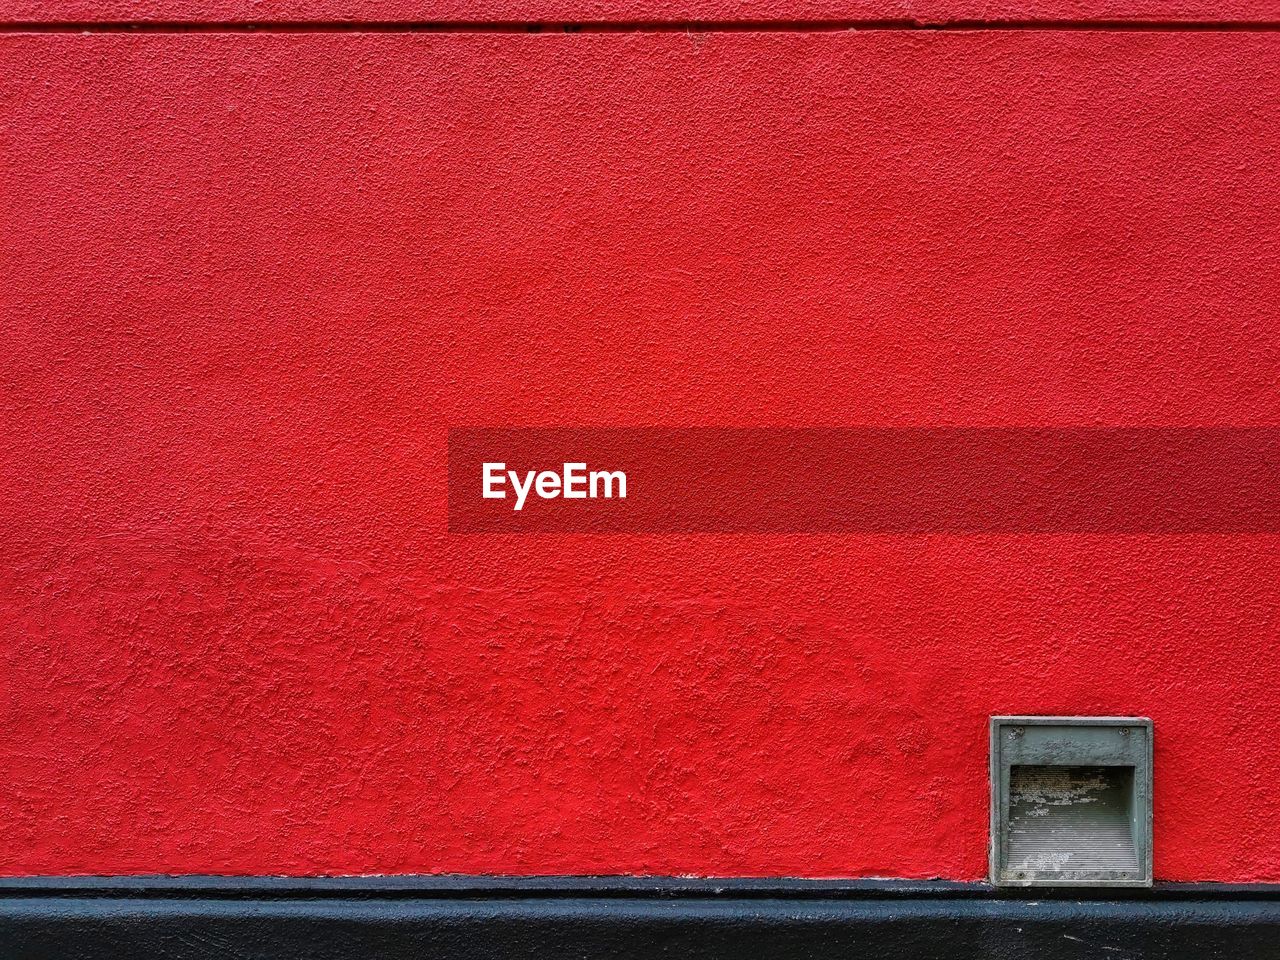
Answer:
[2,27,1279,883]
[6,0,1280,24]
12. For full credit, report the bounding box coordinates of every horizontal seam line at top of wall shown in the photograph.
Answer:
[4,19,1280,33]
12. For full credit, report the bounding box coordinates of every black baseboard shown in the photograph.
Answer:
[2,876,1279,959]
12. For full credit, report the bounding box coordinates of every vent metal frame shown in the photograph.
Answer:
[990,716,1153,888]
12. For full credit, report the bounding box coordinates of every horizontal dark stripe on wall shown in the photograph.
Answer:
[450,427,1280,533]
[2,877,1279,959]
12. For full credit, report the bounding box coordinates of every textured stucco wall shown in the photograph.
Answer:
[2,25,1279,881]
[6,0,1280,24]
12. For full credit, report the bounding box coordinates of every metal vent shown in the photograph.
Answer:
[1006,765,1138,876]
[990,717,1152,887]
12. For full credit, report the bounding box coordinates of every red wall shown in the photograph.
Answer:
[3,16,1280,882]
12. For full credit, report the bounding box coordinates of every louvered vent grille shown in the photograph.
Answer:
[1006,765,1138,875]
